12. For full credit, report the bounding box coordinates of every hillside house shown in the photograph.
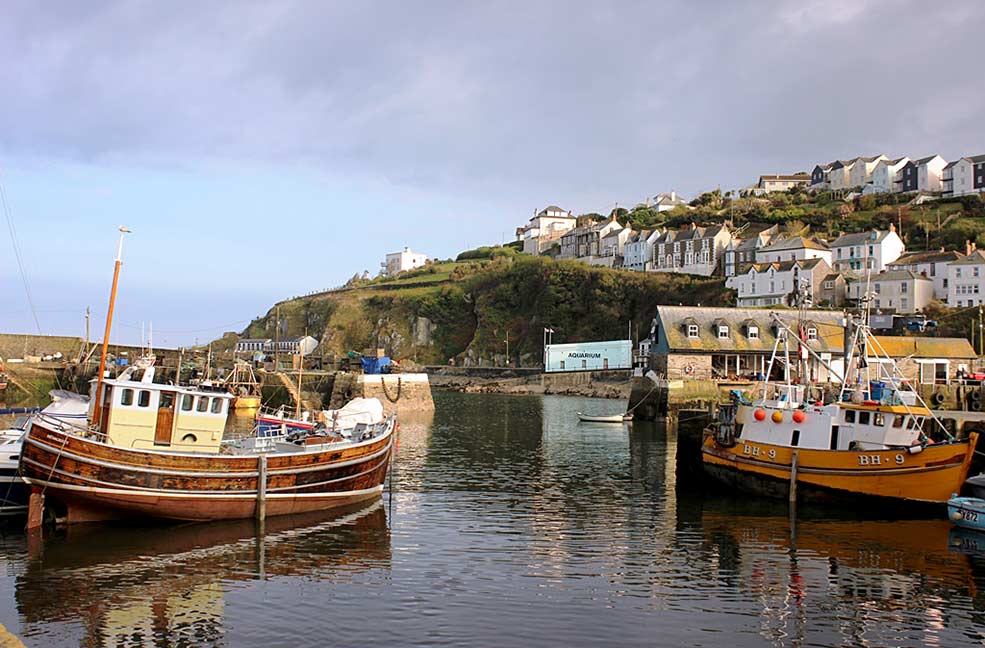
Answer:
[756,174,811,194]
[849,155,890,189]
[383,247,428,276]
[652,191,688,212]
[589,226,632,267]
[829,225,904,275]
[947,248,985,307]
[818,273,846,306]
[900,155,947,193]
[652,223,731,276]
[754,235,832,265]
[943,155,985,197]
[845,270,932,314]
[558,218,622,260]
[886,249,963,299]
[623,229,660,271]
[727,258,832,307]
[869,157,909,194]
[519,206,576,255]
[723,224,779,277]
[810,161,834,188]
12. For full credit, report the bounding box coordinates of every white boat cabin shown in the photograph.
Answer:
[735,398,927,452]
[89,366,232,453]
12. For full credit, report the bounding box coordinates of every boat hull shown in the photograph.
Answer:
[702,432,978,506]
[948,496,985,532]
[19,417,394,523]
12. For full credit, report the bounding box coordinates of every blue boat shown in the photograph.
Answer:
[948,495,985,532]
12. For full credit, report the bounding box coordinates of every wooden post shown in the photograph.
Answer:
[789,451,799,504]
[256,454,267,522]
[26,486,44,531]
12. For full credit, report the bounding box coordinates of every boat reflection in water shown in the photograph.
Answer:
[12,500,390,646]
[686,495,985,646]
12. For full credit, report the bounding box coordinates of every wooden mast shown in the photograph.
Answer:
[92,226,132,429]
[295,329,305,419]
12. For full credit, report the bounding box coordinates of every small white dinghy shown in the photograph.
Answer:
[577,412,632,423]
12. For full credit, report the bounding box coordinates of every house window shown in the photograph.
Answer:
[806,328,817,341]
[138,390,151,408]
[120,388,134,406]
[182,395,194,411]
[902,297,908,309]
[824,280,834,289]
[868,245,874,256]
[687,324,699,338]
[975,267,980,278]
[197,397,209,412]
[957,268,962,278]
[718,326,729,339]
[901,282,908,293]
[748,326,759,340]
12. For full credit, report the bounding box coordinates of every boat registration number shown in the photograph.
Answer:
[857,454,906,466]
[965,510,980,522]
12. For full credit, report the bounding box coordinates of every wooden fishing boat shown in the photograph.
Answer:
[19,227,396,526]
[0,390,89,516]
[19,364,395,523]
[703,311,978,506]
[577,412,631,423]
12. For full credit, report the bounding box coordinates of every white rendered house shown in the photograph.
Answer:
[383,247,428,276]
[829,226,905,275]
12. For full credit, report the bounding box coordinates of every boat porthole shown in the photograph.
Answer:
[181,434,198,443]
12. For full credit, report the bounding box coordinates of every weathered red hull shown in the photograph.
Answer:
[20,417,394,523]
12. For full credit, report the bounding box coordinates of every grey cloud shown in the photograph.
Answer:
[1,0,983,208]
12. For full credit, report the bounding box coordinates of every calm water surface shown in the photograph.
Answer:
[2,391,985,647]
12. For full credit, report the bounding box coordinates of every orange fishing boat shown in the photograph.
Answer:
[703,309,978,506]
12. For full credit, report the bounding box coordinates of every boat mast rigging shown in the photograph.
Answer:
[92,226,132,429]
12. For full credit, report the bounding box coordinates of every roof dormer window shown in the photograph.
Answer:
[687,324,699,338]
[748,326,759,340]
[718,325,729,339]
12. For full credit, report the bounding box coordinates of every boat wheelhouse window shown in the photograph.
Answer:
[873,413,885,427]
[182,394,194,411]
[120,388,134,406]
[791,429,801,447]
[137,390,151,408]
[197,397,209,413]
[211,398,223,414]
[907,417,920,430]
[892,415,904,428]
[858,411,871,426]
[844,409,855,423]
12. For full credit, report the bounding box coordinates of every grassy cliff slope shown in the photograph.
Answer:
[239,256,731,366]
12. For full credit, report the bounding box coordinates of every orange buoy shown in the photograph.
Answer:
[792,410,806,424]
[771,411,783,424]
[754,409,767,421]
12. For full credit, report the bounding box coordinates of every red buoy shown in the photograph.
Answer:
[792,410,806,424]
[754,409,767,421]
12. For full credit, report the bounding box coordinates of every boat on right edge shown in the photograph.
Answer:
[702,308,978,507]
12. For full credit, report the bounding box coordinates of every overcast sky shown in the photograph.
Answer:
[1,1,982,346]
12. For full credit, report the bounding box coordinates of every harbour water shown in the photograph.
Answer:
[2,391,984,647]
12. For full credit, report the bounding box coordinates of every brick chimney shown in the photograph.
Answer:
[967,240,974,256]
[888,221,896,233]
[690,222,697,230]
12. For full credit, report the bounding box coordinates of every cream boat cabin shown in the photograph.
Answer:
[89,365,232,452]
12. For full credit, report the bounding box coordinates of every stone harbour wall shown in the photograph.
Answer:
[356,373,435,416]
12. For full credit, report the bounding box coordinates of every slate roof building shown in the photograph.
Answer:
[651,305,846,382]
